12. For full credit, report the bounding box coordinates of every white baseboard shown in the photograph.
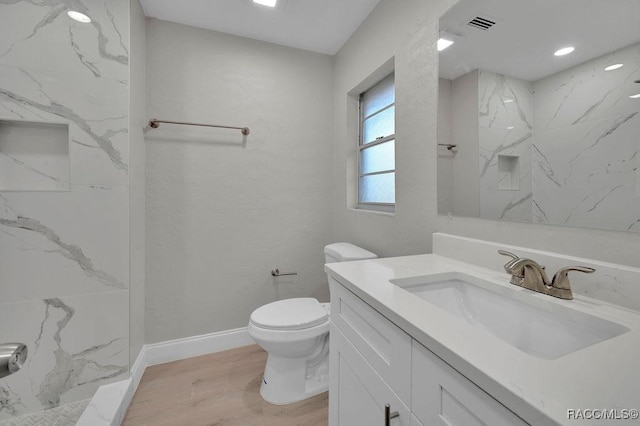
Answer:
[78,327,254,425]
[142,327,254,368]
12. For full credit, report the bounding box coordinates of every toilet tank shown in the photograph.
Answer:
[324,243,377,263]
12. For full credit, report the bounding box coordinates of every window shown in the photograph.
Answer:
[358,74,395,209]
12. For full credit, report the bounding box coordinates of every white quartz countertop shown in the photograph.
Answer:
[324,254,640,426]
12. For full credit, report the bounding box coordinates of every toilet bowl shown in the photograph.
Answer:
[248,243,377,405]
[248,298,330,405]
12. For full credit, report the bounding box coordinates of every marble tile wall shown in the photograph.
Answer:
[532,42,640,232]
[0,0,130,420]
[478,70,534,222]
[474,42,640,232]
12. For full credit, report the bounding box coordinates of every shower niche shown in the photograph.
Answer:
[0,120,70,191]
[497,154,520,191]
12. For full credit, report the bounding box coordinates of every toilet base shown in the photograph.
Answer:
[259,352,329,405]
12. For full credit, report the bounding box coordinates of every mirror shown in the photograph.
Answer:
[437,0,640,233]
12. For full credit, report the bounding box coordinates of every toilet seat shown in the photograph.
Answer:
[250,298,328,331]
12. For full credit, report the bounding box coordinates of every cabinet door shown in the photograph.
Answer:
[411,341,529,426]
[330,324,410,426]
[330,278,412,402]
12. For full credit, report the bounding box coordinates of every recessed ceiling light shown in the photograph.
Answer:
[506,126,515,130]
[253,0,277,7]
[604,64,624,71]
[554,47,575,56]
[630,93,640,99]
[503,99,514,103]
[437,38,454,51]
[67,10,91,23]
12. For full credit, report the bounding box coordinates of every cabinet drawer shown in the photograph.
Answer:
[330,278,412,402]
[411,341,529,426]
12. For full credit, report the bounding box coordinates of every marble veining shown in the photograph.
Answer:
[478,70,534,222]
[474,42,640,232]
[499,192,532,220]
[0,63,129,185]
[0,195,125,290]
[531,144,561,187]
[0,2,68,60]
[533,44,640,232]
[0,291,129,421]
[69,26,102,77]
[0,0,129,81]
[0,74,127,171]
[571,88,614,126]
[0,0,131,420]
[479,132,532,178]
[570,112,637,164]
[35,299,126,408]
[562,185,625,224]
[0,149,68,190]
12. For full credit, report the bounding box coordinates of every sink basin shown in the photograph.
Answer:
[391,272,629,359]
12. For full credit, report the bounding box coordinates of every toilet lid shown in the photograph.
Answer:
[250,298,328,330]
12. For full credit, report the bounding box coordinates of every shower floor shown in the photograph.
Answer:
[0,399,89,426]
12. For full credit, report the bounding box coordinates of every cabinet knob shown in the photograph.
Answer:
[384,403,399,426]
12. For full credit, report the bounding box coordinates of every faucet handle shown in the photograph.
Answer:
[498,250,518,260]
[498,250,521,275]
[552,266,596,290]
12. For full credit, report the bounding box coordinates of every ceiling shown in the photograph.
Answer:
[439,0,640,81]
[140,0,381,55]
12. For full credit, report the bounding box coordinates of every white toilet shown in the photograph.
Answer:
[247,243,377,405]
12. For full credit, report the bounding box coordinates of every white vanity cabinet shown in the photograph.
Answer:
[329,277,529,426]
[412,341,528,426]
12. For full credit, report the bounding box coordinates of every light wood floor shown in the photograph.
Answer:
[122,344,328,426]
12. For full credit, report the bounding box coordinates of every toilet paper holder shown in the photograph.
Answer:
[0,343,27,379]
[271,268,297,277]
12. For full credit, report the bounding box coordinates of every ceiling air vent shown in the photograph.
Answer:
[467,16,496,30]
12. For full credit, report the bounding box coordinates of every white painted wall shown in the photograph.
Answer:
[437,78,453,214]
[332,0,455,258]
[129,0,146,365]
[145,19,334,343]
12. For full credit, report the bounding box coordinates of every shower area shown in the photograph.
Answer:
[0,0,144,423]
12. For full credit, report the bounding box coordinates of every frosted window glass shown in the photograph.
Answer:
[359,172,395,204]
[360,140,395,175]
[361,74,395,117]
[363,106,395,144]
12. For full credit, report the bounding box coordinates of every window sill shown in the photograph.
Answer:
[348,207,396,217]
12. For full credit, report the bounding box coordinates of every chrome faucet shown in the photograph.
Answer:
[498,250,595,300]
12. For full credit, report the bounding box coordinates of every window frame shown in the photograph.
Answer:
[357,74,396,212]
